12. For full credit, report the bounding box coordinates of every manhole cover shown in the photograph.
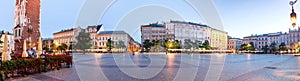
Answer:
[265,67,277,69]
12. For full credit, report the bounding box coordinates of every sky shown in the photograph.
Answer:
[0,0,297,42]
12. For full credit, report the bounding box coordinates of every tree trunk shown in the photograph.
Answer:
[83,49,86,54]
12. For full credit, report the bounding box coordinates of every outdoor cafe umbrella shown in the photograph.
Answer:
[1,33,7,61]
[22,40,28,58]
[37,37,42,58]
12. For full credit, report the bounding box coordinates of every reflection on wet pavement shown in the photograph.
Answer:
[12,54,300,81]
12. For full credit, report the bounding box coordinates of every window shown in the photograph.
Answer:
[27,18,30,23]
[18,29,21,36]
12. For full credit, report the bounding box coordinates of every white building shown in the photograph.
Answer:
[165,21,207,43]
[0,31,14,52]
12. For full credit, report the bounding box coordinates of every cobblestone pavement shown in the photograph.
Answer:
[11,53,300,81]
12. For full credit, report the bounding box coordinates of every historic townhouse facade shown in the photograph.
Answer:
[227,37,242,50]
[141,23,166,42]
[53,27,81,46]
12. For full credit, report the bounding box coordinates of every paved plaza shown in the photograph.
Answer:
[11,53,300,81]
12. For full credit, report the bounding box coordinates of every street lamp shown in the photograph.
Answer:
[290,0,298,27]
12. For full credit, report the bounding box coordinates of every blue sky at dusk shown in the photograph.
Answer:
[0,0,297,40]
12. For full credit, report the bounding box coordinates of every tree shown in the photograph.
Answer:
[248,42,255,51]
[59,43,68,52]
[68,44,73,50]
[184,39,192,49]
[269,42,277,53]
[279,42,287,51]
[173,40,181,49]
[262,45,269,53]
[240,44,247,50]
[202,40,211,50]
[116,40,126,49]
[74,31,92,54]
[153,40,162,52]
[43,47,50,51]
[106,38,114,53]
[143,39,152,52]
[194,40,202,49]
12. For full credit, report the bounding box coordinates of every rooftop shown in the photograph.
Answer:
[42,38,53,41]
[98,31,128,35]
[0,30,13,35]
[141,23,164,27]
[87,24,103,32]
[170,21,208,27]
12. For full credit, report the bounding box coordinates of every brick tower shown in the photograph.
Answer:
[13,0,41,54]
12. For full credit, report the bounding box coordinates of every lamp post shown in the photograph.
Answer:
[290,0,298,27]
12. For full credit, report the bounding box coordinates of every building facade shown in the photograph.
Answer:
[227,37,242,50]
[0,31,14,52]
[42,38,53,50]
[86,25,104,49]
[13,0,41,54]
[242,32,292,51]
[53,27,81,47]
[94,31,134,50]
[141,23,165,42]
[141,21,228,50]
[165,21,207,44]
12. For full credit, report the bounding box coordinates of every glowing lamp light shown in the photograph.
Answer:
[291,8,297,27]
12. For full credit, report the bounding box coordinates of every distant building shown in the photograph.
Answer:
[14,0,41,53]
[288,28,300,46]
[243,32,289,51]
[141,21,228,50]
[86,25,104,48]
[141,23,165,42]
[165,21,208,44]
[0,31,14,52]
[42,38,53,50]
[95,31,135,50]
[227,37,242,50]
[53,27,81,46]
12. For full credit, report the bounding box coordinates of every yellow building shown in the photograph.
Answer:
[209,28,228,50]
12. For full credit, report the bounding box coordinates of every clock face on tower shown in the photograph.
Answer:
[13,0,41,53]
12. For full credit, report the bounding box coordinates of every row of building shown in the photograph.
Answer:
[227,27,300,51]
[48,25,138,52]
[141,21,228,50]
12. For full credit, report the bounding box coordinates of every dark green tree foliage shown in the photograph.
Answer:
[202,40,211,50]
[262,45,269,53]
[279,42,287,51]
[59,43,68,52]
[143,39,152,52]
[270,42,277,53]
[106,38,114,52]
[74,31,92,54]
[248,42,255,51]
[43,47,50,51]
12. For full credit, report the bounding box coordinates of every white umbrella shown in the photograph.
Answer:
[37,37,42,58]
[22,40,28,58]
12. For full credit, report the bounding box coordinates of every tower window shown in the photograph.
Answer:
[27,18,30,23]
